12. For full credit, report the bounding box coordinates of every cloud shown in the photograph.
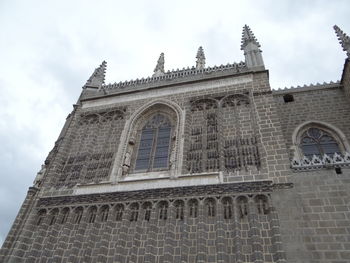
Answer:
[1,0,350,247]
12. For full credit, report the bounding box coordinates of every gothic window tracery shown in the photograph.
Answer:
[134,114,173,172]
[300,127,341,158]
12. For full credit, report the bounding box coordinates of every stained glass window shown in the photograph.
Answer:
[134,114,172,171]
[300,128,340,158]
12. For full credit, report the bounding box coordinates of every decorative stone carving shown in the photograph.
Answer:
[291,152,350,170]
[196,46,206,70]
[334,25,350,58]
[153,53,165,77]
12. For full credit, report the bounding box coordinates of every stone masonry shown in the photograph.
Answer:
[1,25,350,263]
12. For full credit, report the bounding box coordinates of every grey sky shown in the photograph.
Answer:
[1,0,349,245]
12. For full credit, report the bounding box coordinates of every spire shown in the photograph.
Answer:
[196,46,206,70]
[334,25,350,58]
[85,61,107,89]
[153,53,165,77]
[240,25,264,69]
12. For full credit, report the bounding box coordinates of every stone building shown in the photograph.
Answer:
[1,25,350,263]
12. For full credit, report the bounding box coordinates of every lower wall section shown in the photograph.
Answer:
[3,181,287,263]
[274,169,350,263]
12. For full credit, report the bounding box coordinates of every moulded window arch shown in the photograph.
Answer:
[299,127,341,158]
[293,122,349,159]
[134,114,173,172]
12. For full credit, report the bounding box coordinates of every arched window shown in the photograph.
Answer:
[158,201,168,220]
[143,202,152,221]
[237,196,248,218]
[49,209,59,225]
[36,209,46,226]
[134,114,172,172]
[115,204,124,221]
[300,127,341,158]
[100,205,109,222]
[60,208,70,224]
[130,203,139,222]
[73,207,83,224]
[174,200,184,220]
[255,195,269,215]
[188,199,198,218]
[222,197,233,219]
[88,206,97,223]
[205,198,216,217]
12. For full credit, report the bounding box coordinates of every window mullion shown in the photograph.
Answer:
[149,128,158,171]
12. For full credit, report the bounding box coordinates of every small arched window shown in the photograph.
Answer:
[188,199,198,218]
[143,202,152,221]
[205,198,216,217]
[115,204,124,221]
[36,209,47,226]
[49,209,59,225]
[100,205,109,222]
[134,114,172,172]
[222,197,233,220]
[88,207,97,223]
[255,195,269,215]
[300,128,341,158]
[174,200,184,220]
[237,196,248,218]
[130,203,139,222]
[74,207,83,224]
[158,201,168,220]
[60,208,70,224]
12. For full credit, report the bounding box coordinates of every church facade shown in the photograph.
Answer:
[1,25,350,263]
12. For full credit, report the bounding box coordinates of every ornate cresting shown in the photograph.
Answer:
[291,152,350,171]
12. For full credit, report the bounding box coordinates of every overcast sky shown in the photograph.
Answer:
[1,0,350,246]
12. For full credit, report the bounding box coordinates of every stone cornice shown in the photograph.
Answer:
[36,181,293,208]
[80,63,268,102]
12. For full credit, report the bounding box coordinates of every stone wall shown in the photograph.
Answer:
[274,169,350,263]
[4,182,288,263]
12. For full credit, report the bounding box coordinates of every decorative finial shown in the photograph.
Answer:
[153,53,165,77]
[334,25,350,58]
[241,24,260,50]
[240,25,264,69]
[85,61,107,89]
[196,46,206,70]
